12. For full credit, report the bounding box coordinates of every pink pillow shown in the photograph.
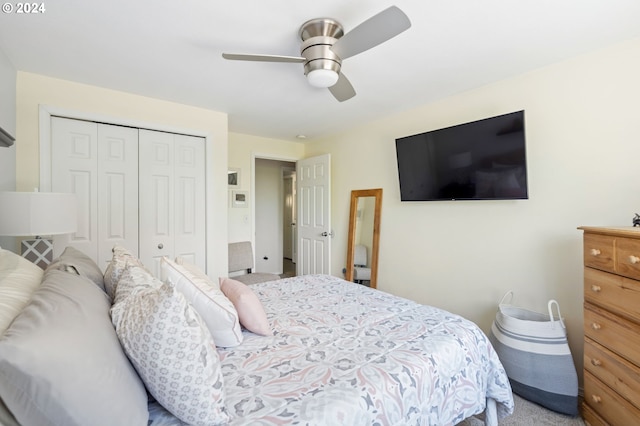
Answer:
[219,277,272,336]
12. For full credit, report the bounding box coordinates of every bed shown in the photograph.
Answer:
[0,246,513,426]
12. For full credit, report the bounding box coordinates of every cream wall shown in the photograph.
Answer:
[307,37,640,380]
[15,72,229,278]
[227,132,305,243]
[0,48,17,250]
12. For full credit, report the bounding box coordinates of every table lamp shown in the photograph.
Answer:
[0,191,77,268]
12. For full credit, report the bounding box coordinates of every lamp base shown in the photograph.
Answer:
[21,238,54,269]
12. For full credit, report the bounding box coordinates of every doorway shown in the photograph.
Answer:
[254,158,296,277]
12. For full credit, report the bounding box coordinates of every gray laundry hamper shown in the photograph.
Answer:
[488,291,579,416]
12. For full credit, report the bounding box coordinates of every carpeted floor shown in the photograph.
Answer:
[457,394,585,426]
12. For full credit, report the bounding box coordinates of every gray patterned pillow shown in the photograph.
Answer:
[111,278,229,425]
[103,245,144,299]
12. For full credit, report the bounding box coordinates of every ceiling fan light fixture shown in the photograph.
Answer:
[307,69,339,88]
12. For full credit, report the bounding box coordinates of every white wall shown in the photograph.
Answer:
[14,72,229,278]
[0,48,17,250]
[307,37,640,381]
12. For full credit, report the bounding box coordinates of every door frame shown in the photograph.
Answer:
[38,104,215,273]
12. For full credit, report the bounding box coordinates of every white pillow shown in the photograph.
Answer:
[0,248,44,335]
[220,277,272,336]
[161,257,243,347]
[111,279,229,426]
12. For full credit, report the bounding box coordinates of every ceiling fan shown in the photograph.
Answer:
[222,6,411,102]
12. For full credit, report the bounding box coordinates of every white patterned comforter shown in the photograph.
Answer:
[150,274,513,426]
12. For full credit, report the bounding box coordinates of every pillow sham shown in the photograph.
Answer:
[47,246,105,292]
[112,262,162,306]
[176,256,220,290]
[219,277,272,336]
[0,248,44,335]
[111,279,229,426]
[103,245,145,299]
[0,269,149,426]
[161,257,243,347]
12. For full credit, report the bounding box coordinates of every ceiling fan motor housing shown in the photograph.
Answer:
[299,18,344,81]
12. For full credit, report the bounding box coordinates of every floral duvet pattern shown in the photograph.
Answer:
[150,275,513,426]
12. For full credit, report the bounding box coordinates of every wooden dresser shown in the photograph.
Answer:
[579,226,640,425]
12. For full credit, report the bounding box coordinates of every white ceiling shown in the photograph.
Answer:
[1,0,639,141]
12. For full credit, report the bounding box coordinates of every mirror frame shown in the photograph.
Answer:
[345,188,382,289]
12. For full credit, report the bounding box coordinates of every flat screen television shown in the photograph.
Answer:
[395,110,528,201]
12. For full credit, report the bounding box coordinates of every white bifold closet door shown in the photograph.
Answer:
[51,117,138,270]
[50,117,205,275]
[138,129,206,276]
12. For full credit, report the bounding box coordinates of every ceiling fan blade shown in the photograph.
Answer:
[222,53,305,63]
[330,6,411,60]
[329,73,356,102]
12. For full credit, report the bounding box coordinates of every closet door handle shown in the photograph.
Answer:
[158,243,164,249]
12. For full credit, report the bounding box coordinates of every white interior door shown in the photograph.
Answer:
[47,115,206,275]
[51,117,98,261]
[51,118,138,268]
[173,134,206,268]
[97,124,139,269]
[296,154,331,275]
[138,129,205,276]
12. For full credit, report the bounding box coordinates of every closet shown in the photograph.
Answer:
[50,116,206,275]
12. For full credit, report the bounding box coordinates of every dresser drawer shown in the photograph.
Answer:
[584,234,616,272]
[584,337,640,411]
[584,304,640,366]
[581,401,610,426]
[616,237,640,281]
[584,371,640,426]
[585,268,640,322]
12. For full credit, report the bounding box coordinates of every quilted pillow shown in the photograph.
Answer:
[161,257,243,347]
[103,245,144,299]
[111,279,229,425]
[47,246,105,292]
[0,248,44,335]
[0,269,149,426]
[219,277,272,336]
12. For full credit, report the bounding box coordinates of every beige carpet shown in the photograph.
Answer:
[457,394,585,426]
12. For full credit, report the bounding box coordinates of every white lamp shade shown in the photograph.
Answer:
[0,192,77,236]
[307,69,339,88]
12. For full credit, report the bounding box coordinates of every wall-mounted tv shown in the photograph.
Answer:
[395,110,528,201]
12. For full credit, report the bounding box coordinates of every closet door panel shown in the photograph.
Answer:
[173,134,206,271]
[97,124,139,269]
[51,117,99,261]
[139,129,174,276]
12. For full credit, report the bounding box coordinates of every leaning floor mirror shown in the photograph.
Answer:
[345,188,382,289]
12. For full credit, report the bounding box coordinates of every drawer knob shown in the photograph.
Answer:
[590,248,601,256]
[591,322,601,330]
[630,255,640,264]
[591,358,602,367]
[591,394,602,404]
[591,285,601,293]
